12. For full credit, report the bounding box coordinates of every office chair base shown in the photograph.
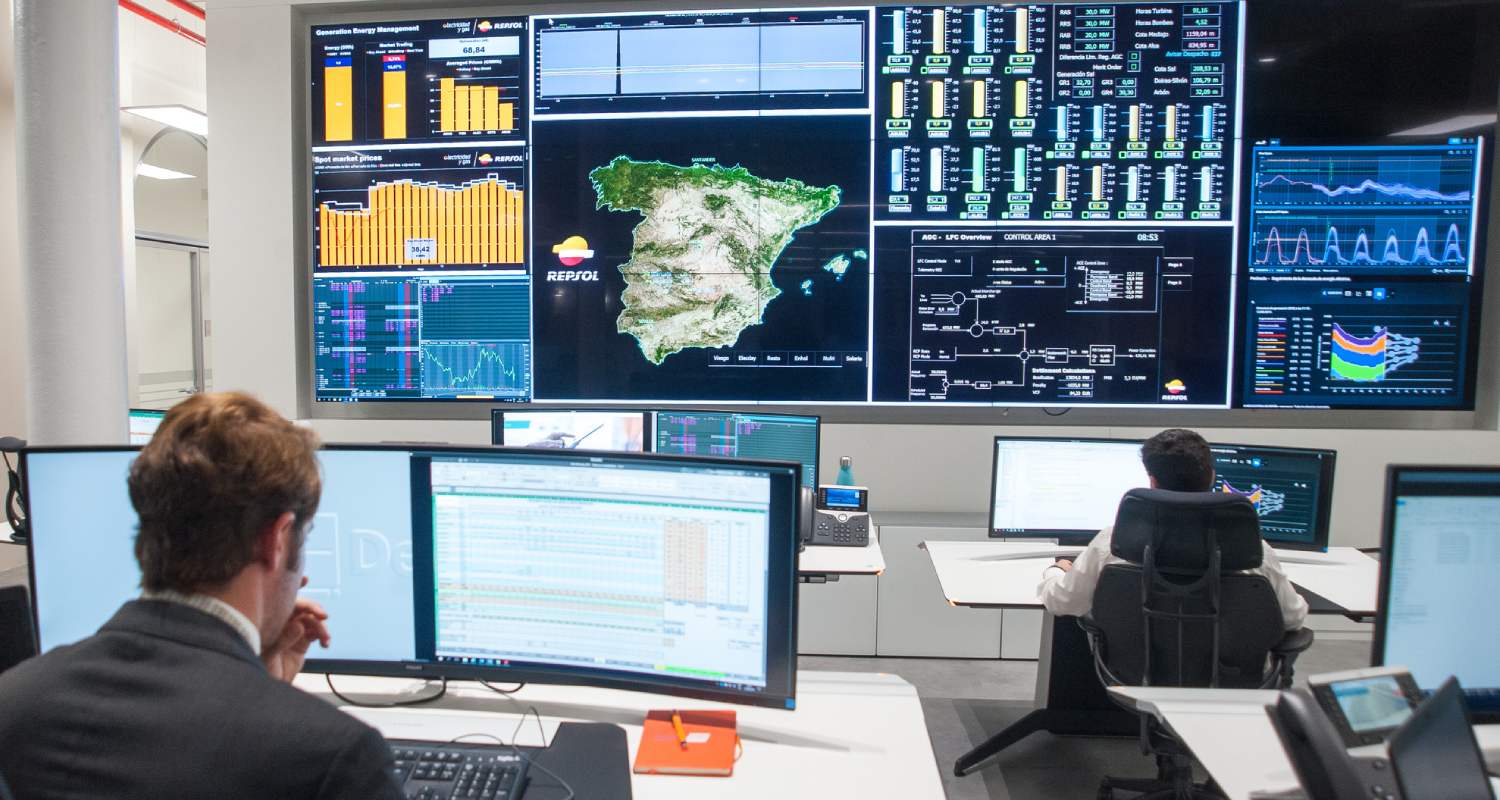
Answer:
[1097,776,1223,800]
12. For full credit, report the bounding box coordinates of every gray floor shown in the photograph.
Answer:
[801,636,1372,800]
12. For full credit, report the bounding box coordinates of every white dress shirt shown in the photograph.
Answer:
[1036,525,1310,631]
[142,590,263,655]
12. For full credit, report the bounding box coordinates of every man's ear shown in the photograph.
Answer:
[255,511,297,571]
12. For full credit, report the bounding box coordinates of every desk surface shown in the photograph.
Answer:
[798,534,885,576]
[924,540,1379,615]
[1111,687,1500,800]
[298,670,943,800]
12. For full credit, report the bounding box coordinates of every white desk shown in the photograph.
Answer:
[798,533,885,577]
[298,670,943,799]
[1110,686,1500,800]
[1272,547,1380,617]
[923,541,1381,618]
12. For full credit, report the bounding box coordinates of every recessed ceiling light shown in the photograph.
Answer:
[122,104,208,137]
[136,163,196,180]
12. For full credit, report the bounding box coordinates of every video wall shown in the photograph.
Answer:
[307,3,1489,410]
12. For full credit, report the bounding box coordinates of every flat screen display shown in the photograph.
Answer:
[492,409,649,451]
[1209,443,1336,550]
[306,3,1264,409]
[1375,468,1500,717]
[989,436,1149,540]
[653,410,819,488]
[127,409,164,445]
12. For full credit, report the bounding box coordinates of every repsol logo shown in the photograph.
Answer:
[546,270,600,281]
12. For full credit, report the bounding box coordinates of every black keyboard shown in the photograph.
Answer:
[387,739,530,800]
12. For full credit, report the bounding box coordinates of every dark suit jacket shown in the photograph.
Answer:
[0,599,403,800]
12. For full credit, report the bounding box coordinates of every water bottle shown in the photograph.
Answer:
[835,456,855,486]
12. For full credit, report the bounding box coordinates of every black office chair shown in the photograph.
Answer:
[0,585,38,675]
[1080,489,1315,800]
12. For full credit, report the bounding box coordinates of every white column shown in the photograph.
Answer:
[13,0,129,444]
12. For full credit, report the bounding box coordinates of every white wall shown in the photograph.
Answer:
[207,1,1500,553]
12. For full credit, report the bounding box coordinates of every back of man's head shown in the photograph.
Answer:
[129,392,322,594]
[1140,428,1214,492]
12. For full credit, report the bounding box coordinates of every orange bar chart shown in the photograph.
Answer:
[437,78,516,133]
[319,175,524,267]
[382,54,407,140]
[323,56,353,141]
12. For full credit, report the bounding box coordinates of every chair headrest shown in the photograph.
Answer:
[1110,488,1263,571]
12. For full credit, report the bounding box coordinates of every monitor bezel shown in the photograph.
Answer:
[1208,442,1337,552]
[1373,465,1500,719]
[987,435,1146,543]
[489,407,653,451]
[21,443,802,709]
[650,408,821,488]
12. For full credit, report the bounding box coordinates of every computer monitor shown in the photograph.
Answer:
[1209,444,1336,551]
[491,408,650,452]
[1374,466,1500,720]
[988,437,1149,541]
[410,447,801,707]
[652,410,820,490]
[23,444,801,708]
[127,409,165,445]
[21,445,417,664]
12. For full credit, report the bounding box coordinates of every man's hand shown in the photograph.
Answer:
[263,587,330,682]
[1053,559,1074,572]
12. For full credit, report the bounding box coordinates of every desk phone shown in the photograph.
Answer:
[1308,667,1424,748]
[812,485,869,547]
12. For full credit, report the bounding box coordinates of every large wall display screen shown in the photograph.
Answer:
[304,4,1484,410]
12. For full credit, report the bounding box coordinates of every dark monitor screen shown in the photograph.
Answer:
[1237,136,1488,410]
[491,408,650,451]
[652,410,819,489]
[1375,467,1500,718]
[1209,443,1336,551]
[989,436,1148,541]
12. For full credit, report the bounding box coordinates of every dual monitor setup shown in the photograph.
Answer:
[21,444,801,708]
[987,436,1337,551]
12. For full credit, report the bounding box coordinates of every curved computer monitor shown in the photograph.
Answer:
[651,409,820,490]
[1209,443,1336,551]
[988,436,1148,543]
[490,408,651,452]
[1374,466,1500,722]
[23,444,801,709]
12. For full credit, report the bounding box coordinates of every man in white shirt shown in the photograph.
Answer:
[1037,428,1309,631]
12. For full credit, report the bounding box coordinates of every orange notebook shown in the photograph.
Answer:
[633,709,738,777]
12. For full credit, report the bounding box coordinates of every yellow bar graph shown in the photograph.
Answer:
[972,80,986,118]
[1092,166,1104,202]
[382,61,407,140]
[1055,166,1068,200]
[1014,80,1029,118]
[931,81,945,119]
[324,62,353,142]
[892,82,905,118]
[439,78,456,132]
[1016,9,1029,54]
[318,175,525,267]
[1129,105,1141,141]
[437,80,516,133]
[933,10,945,54]
[1165,105,1178,142]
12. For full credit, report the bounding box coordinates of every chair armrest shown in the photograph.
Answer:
[1271,627,1315,657]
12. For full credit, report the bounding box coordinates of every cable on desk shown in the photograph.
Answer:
[451,704,576,800]
[324,674,448,707]
[480,680,526,695]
